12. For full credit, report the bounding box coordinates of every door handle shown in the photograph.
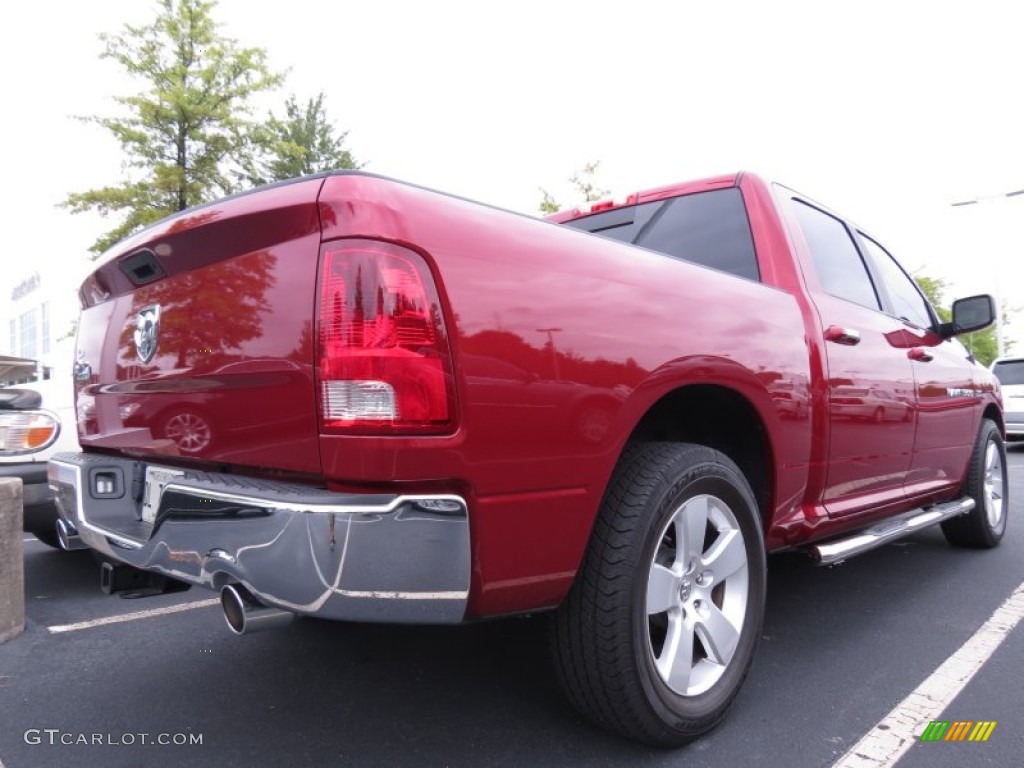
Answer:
[824,326,861,346]
[908,348,934,362]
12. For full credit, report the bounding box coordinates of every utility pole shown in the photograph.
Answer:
[536,327,563,380]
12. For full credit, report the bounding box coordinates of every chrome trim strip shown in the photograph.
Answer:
[158,481,464,517]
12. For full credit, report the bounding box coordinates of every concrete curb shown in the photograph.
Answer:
[0,477,25,643]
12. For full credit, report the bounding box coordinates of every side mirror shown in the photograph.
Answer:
[940,294,996,338]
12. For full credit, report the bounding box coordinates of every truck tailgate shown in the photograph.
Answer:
[74,177,325,474]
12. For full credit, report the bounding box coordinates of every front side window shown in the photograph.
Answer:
[791,200,880,310]
[858,235,933,329]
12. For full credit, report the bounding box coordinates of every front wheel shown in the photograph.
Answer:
[550,442,766,746]
[941,418,1008,548]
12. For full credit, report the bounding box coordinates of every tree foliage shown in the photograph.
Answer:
[64,0,282,256]
[915,273,1010,365]
[915,275,952,322]
[243,92,361,186]
[538,161,610,214]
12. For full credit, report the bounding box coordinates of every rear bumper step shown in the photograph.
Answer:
[808,498,975,565]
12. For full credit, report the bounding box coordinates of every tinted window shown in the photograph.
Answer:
[564,188,760,281]
[859,234,933,328]
[992,360,1024,385]
[792,200,880,310]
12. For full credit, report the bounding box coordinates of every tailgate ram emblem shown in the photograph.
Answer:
[133,304,161,364]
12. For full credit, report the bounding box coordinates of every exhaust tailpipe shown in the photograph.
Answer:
[57,518,88,551]
[220,584,293,635]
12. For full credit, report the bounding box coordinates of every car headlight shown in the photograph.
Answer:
[0,410,61,455]
[119,402,141,421]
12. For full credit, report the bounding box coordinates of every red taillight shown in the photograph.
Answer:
[317,239,454,434]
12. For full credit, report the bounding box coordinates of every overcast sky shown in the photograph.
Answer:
[2,0,1022,344]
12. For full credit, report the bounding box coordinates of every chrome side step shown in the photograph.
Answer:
[809,497,975,566]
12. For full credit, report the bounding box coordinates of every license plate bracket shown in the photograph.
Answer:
[141,466,185,524]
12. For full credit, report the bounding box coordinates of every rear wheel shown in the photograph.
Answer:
[551,442,766,746]
[941,419,1008,548]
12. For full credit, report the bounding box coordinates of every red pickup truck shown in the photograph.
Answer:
[50,171,1007,745]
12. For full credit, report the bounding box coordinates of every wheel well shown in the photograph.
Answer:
[626,385,773,522]
[983,404,1004,435]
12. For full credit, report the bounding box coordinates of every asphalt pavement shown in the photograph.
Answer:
[1,447,1021,768]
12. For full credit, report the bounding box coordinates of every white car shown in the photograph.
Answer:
[991,356,1024,440]
[0,374,79,548]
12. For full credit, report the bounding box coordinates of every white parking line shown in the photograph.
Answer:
[47,598,221,634]
[831,580,1024,768]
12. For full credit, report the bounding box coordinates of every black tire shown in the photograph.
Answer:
[941,419,1008,548]
[550,442,766,746]
[31,530,62,549]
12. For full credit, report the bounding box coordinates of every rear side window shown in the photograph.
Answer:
[563,188,760,281]
[992,360,1024,385]
[791,200,881,310]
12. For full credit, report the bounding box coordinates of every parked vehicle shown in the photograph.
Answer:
[50,171,1005,745]
[991,356,1024,440]
[1,370,78,547]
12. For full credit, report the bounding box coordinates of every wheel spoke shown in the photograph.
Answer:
[677,497,708,563]
[657,612,695,693]
[647,564,678,615]
[985,443,997,474]
[696,602,740,666]
[703,528,746,582]
[983,441,1005,527]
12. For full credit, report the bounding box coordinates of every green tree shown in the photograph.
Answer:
[915,275,952,322]
[244,92,361,186]
[64,0,282,257]
[915,274,1009,365]
[538,161,610,214]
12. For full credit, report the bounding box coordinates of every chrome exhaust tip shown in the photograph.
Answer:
[220,584,293,635]
[56,518,87,551]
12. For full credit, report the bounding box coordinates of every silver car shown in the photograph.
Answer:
[991,356,1024,440]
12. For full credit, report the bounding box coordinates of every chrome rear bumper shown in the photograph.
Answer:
[48,452,470,623]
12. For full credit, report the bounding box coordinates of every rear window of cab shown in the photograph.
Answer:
[563,188,760,282]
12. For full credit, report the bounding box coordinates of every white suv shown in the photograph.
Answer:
[991,356,1024,440]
